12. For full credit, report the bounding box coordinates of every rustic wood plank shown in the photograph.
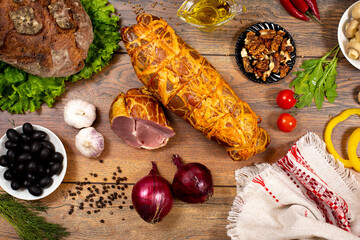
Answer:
[0,184,236,240]
[1,54,359,186]
[114,0,353,57]
[1,0,360,239]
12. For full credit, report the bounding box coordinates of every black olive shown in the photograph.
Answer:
[38,177,53,188]
[23,180,31,187]
[30,141,42,154]
[26,161,38,174]
[8,162,16,170]
[11,180,22,190]
[45,167,53,177]
[5,140,18,149]
[32,131,47,141]
[22,123,34,136]
[0,155,8,167]
[22,144,30,152]
[17,152,32,163]
[6,129,20,143]
[51,152,63,163]
[41,140,55,152]
[37,163,45,176]
[39,148,51,161]
[20,133,31,143]
[50,162,63,175]
[6,149,16,162]
[15,163,26,175]
[4,170,14,180]
[26,173,36,182]
[28,185,42,196]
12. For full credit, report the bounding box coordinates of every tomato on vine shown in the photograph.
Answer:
[277,113,297,132]
[276,89,296,109]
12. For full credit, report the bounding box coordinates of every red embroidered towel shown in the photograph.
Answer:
[227,132,360,240]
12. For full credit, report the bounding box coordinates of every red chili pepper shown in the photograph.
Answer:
[279,0,309,21]
[290,0,309,13]
[303,0,320,20]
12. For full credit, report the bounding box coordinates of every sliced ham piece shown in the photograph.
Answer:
[109,87,175,149]
[111,117,175,149]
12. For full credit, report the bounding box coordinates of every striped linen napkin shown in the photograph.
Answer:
[227,132,360,240]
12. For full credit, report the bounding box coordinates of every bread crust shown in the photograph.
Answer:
[0,0,93,78]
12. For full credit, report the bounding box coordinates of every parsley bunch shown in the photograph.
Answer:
[290,44,339,110]
[0,0,121,114]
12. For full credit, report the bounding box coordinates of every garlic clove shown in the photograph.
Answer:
[75,127,104,158]
[64,99,96,129]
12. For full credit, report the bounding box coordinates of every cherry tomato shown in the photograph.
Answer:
[276,90,296,109]
[277,113,297,132]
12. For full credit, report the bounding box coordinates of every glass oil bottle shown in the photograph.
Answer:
[177,0,242,31]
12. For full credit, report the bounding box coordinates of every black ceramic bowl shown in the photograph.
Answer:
[235,22,296,84]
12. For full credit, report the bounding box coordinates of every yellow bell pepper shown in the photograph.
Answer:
[348,128,360,172]
[324,108,360,168]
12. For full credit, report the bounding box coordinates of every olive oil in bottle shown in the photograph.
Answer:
[180,0,234,26]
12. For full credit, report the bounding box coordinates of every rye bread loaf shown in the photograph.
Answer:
[0,0,94,78]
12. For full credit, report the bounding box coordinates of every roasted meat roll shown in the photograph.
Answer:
[121,14,270,160]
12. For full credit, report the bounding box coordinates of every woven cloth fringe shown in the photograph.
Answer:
[227,132,360,240]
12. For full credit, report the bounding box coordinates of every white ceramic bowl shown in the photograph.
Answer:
[0,125,67,200]
[338,0,360,70]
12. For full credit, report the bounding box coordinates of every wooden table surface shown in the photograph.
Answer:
[1,0,360,239]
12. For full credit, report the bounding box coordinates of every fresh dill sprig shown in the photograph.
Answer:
[0,192,70,240]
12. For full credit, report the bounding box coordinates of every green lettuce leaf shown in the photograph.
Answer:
[0,0,121,113]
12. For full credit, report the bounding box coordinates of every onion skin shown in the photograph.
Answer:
[131,161,173,223]
[172,155,214,204]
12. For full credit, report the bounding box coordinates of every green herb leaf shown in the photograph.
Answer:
[326,84,338,103]
[0,192,70,240]
[292,72,310,94]
[299,58,320,70]
[289,45,339,111]
[308,62,324,94]
[0,0,121,113]
[324,64,337,89]
[314,84,325,110]
[296,90,314,109]
[4,67,26,84]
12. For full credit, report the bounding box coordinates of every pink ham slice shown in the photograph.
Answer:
[111,116,175,149]
[109,87,175,150]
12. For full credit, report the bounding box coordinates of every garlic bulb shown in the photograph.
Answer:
[64,99,96,129]
[75,127,104,158]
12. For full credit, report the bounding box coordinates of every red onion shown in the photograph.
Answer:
[172,154,214,204]
[131,161,173,223]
